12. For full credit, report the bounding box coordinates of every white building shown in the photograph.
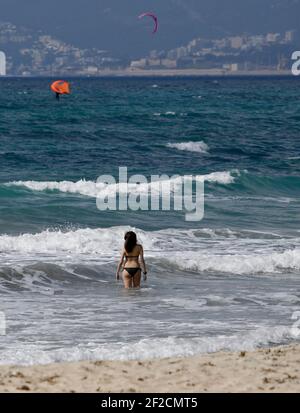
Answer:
[148,59,161,67]
[248,35,265,47]
[0,51,6,76]
[176,47,188,59]
[223,63,240,72]
[130,59,147,69]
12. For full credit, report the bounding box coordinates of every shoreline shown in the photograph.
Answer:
[95,68,294,78]
[0,343,300,393]
[0,69,296,78]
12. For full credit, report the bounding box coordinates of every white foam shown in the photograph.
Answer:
[7,170,237,198]
[0,325,293,365]
[153,111,176,116]
[7,179,103,198]
[198,170,237,184]
[161,297,207,310]
[0,226,244,259]
[167,141,209,154]
[0,226,129,259]
[169,248,300,275]
[0,226,300,275]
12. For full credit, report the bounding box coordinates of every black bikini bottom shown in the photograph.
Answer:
[124,268,141,277]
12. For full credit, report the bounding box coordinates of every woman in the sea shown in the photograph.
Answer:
[116,231,147,288]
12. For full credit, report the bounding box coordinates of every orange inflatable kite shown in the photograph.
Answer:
[51,80,70,96]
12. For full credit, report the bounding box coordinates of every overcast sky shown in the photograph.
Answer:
[0,0,299,56]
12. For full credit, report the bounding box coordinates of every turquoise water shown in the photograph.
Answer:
[1,77,300,364]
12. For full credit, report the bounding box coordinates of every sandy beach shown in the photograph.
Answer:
[0,344,300,393]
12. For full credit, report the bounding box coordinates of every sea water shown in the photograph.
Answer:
[0,76,300,365]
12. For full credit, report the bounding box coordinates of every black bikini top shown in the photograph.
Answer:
[125,246,140,259]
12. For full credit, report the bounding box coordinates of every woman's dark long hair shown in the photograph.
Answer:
[124,231,137,253]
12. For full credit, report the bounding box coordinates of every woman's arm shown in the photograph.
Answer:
[139,245,147,280]
[116,249,125,280]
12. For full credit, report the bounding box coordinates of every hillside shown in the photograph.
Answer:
[0,0,299,58]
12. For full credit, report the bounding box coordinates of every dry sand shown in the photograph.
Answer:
[0,344,300,393]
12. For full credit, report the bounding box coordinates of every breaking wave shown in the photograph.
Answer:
[0,226,299,275]
[6,170,238,197]
[166,141,209,154]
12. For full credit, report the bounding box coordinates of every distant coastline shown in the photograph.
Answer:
[2,70,295,79]
[100,68,294,78]
[0,69,296,78]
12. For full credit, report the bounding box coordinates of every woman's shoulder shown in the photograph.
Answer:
[136,244,143,250]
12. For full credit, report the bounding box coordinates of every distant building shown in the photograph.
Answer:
[223,63,240,72]
[230,37,244,49]
[266,33,281,43]
[149,50,159,59]
[130,59,147,69]
[161,59,177,69]
[166,50,178,60]
[277,55,288,70]
[187,39,200,53]
[176,47,188,59]
[85,66,99,75]
[247,35,265,48]
[285,30,296,43]
[0,51,6,75]
[214,38,230,49]
[230,63,239,72]
[148,59,161,67]
[188,38,212,52]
